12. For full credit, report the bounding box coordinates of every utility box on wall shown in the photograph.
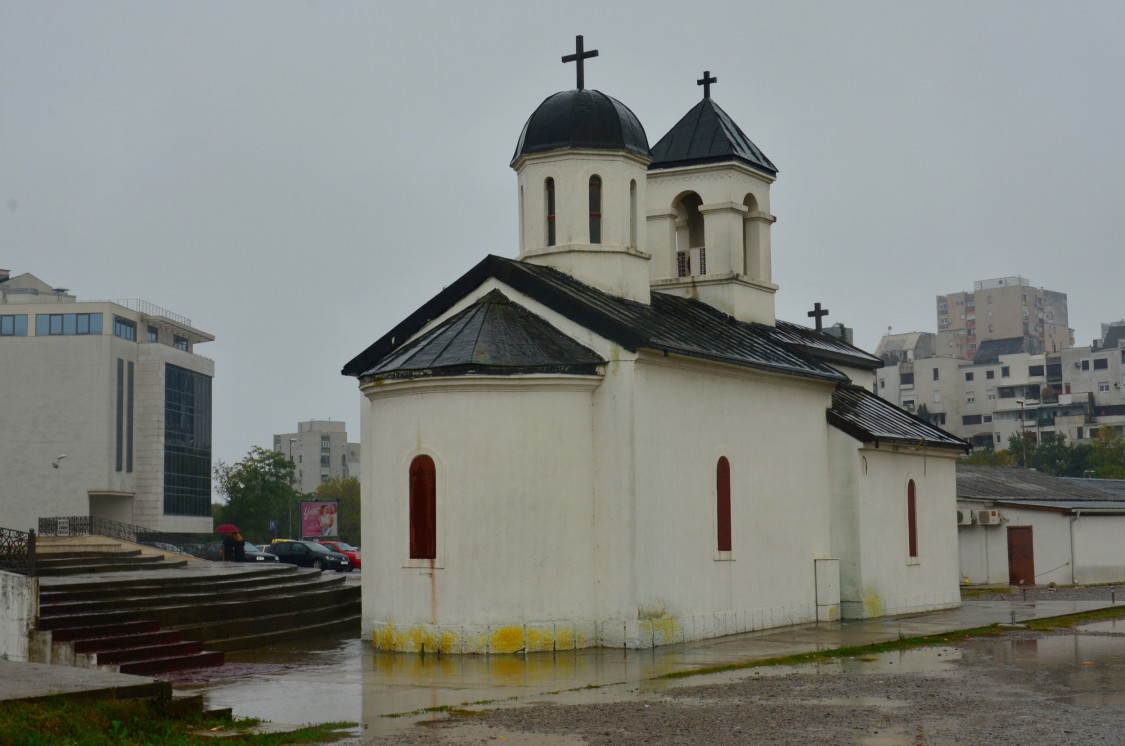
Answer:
[814,558,841,622]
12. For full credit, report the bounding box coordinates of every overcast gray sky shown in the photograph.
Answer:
[3,1,1123,478]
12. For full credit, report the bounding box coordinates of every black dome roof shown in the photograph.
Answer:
[511,89,651,166]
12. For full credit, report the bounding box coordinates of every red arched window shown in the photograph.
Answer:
[409,455,436,559]
[907,479,918,558]
[716,457,732,552]
[545,178,556,247]
[588,175,602,244]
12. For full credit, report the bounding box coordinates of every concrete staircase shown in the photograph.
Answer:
[34,538,361,676]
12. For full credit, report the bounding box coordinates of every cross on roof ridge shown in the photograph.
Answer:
[562,35,599,90]
[697,70,717,99]
[807,302,830,332]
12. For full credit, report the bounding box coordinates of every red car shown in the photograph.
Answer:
[317,540,361,569]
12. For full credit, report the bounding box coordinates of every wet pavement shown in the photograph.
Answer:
[156,594,1123,740]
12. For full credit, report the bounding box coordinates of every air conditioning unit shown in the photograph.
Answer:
[956,509,975,526]
[975,509,1002,525]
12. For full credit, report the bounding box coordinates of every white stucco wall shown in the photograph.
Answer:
[832,444,961,618]
[629,355,836,639]
[0,571,37,662]
[0,335,115,531]
[360,376,600,653]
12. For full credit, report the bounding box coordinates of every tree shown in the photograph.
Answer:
[1089,427,1125,479]
[1031,431,1076,476]
[961,447,1015,467]
[915,403,933,424]
[213,446,302,544]
[314,476,361,546]
[1007,430,1039,469]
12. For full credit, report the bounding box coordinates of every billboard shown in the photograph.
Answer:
[300,500,339,538]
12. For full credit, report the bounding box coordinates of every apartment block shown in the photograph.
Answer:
[936,276,1073,360]
[0,270,215,533]
[875,327,1125,451]
[273,420,360,494]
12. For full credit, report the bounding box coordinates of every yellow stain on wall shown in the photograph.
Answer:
[374,625,395,651]
[640,616,679,646]
[489,626,525,654]
[439,629,461,654]
[421,627,440,653]
[526,626,555,652]
[393,625,423,652]
[555,626,575,651]
[861,589,885,618]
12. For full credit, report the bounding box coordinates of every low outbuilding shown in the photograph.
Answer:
[957,466,1125,586]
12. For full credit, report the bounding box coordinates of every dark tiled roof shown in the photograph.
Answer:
[958,465,1122,501]
[827,385,969,451]
[764,320,883,371]
[361,289,605,380]
[343,255,846,384]
[973,337,1031,365]
[512,89,651,166]
[649,98,777,176]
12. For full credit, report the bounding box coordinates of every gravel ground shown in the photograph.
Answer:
[361,588,1125,745]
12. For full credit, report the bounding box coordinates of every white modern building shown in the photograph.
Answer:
[0,270,214,533]
[273,420,360,494]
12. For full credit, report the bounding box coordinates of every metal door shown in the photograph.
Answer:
[1007,526,1035,586]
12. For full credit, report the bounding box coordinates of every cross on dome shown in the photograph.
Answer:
[697,70,717,99]
[807,302,830,332]
[562,35,599,90]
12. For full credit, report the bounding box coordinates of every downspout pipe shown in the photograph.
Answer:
[1070,510,1082,586]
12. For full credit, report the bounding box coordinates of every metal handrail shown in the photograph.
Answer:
[37,515,204,549]
[0,527,36,577]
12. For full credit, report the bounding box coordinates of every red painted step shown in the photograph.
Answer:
[49,620,160,642]
[119,651,224,676]
[74,630,183,654]
[96,641,206,666]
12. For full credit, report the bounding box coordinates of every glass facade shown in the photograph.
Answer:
[164,364,212,516]
[0,314,28,336]
[34,312,102,336]
[113,315,137,340]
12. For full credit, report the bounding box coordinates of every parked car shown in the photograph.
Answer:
[316,540,361,569]
[195,540,281,563]
[264,540,352,572]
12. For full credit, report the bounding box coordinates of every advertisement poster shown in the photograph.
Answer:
[300,500,339,538]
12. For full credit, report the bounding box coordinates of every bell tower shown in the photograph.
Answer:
[511,37,653,304]
[645,72,779,324]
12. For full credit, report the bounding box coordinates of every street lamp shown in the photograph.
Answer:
[288,438,297,537]
[1015,400,1027,467]
[51,455,67,519]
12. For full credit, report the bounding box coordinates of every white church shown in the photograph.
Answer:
[343,38,969,654]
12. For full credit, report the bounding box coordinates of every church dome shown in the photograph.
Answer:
[511,89,651,166]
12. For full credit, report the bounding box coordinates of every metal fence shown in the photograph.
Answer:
[0,527,36,576]
[37,515,204,549]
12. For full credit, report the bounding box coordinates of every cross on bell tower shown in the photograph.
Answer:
[697,70,717,99]
[562,35,599,90]
[807,302,830,332]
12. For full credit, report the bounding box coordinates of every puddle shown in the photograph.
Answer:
[1076,619,1125,634]
[173,623,1125,737]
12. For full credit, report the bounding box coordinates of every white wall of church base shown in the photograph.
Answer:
[365,602,817,653]
[359,378,601,641]
[830,439,962,619]
[629,356,835,629]
[841,594,960,620]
